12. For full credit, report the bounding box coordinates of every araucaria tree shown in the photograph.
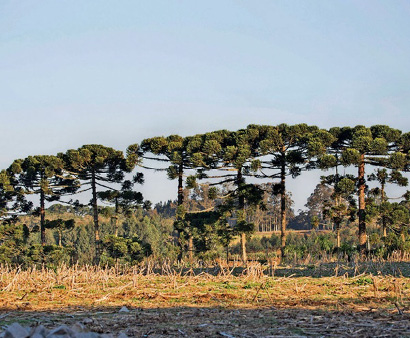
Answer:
[328,125,404,251]
[134,134,204,260]
[321,176,357,249]
[97,175,145,237]
[220,128,263,264]
[190,128,264,264]
[0,170,31,221]
[367,168,408,238]
[8,155,78,245]
[62,145,138,262]
[256,124,334,257]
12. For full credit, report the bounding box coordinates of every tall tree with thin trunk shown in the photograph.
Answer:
[61,145,136,263]
[321,176,357,250]
[368,168,408,238]
[0,169,32,222]
[45,218,75,247]
[97,175,145,237]
[8,155,78,245]
[132,134,205,260]
[256,124,334,257]
[327,125,403,252]
[191,128,263,264]
[305,183,333,229]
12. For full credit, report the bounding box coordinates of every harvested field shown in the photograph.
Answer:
[0,264,409,337]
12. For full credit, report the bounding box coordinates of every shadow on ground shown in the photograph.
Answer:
[177,261,410,278]
[0,305,409,337]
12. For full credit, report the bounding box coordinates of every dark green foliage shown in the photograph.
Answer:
[45,218,75,246]
[7,155,79,245]
[231,232,341,261]
[283,232,335,259]
[136,134,209,260]
[1,124,410,267]
[0,222,30,264]
[74,223,96,265]
[138,134,206,175]
[101,235,151,266]
[256,124,335,256]
[367,168,408,239]
[122,211,177,260]
[62,144,139,263]
[62,144,131,181]
[97,177,146,238]
[0,170,32,220]
[24,244,72,268]
[322,125,406,251]
[8,155,79,202]
[181,211,225,254]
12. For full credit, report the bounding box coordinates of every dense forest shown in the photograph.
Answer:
[1,124,409,267]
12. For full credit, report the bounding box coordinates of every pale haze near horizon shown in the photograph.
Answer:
[1,1,410,211]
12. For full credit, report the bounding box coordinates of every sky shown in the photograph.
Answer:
[1,0,410,210]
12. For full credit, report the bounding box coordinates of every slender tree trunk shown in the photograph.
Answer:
[114,197,119,237]
[382,218,387,238]
[381,182,387,238]
[178,163,184,206]
[240,233,247,263]
[188,235,194,262]
[336,222,341,249]
[358,154,367,252]
[91,168,100,264]
[58,229,62,247]
[335,191,341,251]
[40,189,46,246]
[237,169,247,264]
[176,163,184,262]
[280,157,287,258]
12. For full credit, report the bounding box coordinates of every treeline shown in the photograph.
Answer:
[0,124,409,266]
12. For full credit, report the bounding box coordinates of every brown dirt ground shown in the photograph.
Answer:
[1,265,410,337]
[1,306,409,337]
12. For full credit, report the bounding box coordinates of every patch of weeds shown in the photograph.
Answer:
[53,285,66,290]
[264,280,275,288]
[167,297,186,304]
[206,281,225,288]
[386,296,400,303]
[222,282,238,290]
[352,277,373,286]
[243,282,260,289]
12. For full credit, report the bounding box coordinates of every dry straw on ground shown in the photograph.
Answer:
[0,261,409,336]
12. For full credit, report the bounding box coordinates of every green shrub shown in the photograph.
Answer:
[101,235,152,266]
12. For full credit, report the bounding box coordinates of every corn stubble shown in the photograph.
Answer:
[0,261,409,336]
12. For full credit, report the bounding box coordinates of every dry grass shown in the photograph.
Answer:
[1,263,410,336]
[0,262,409,312]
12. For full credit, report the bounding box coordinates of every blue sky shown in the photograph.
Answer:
[1,0,410,209]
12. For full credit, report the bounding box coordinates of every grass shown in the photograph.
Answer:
[0,262,408,313]
[0,261,409,336]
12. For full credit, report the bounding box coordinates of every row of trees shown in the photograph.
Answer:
[0,145,142,263]
[1,124,409,265]
[135,124,409,260]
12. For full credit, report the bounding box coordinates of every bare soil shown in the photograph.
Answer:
[0,264,409,337]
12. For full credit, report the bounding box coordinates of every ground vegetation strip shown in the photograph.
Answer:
[0,265,409,336]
